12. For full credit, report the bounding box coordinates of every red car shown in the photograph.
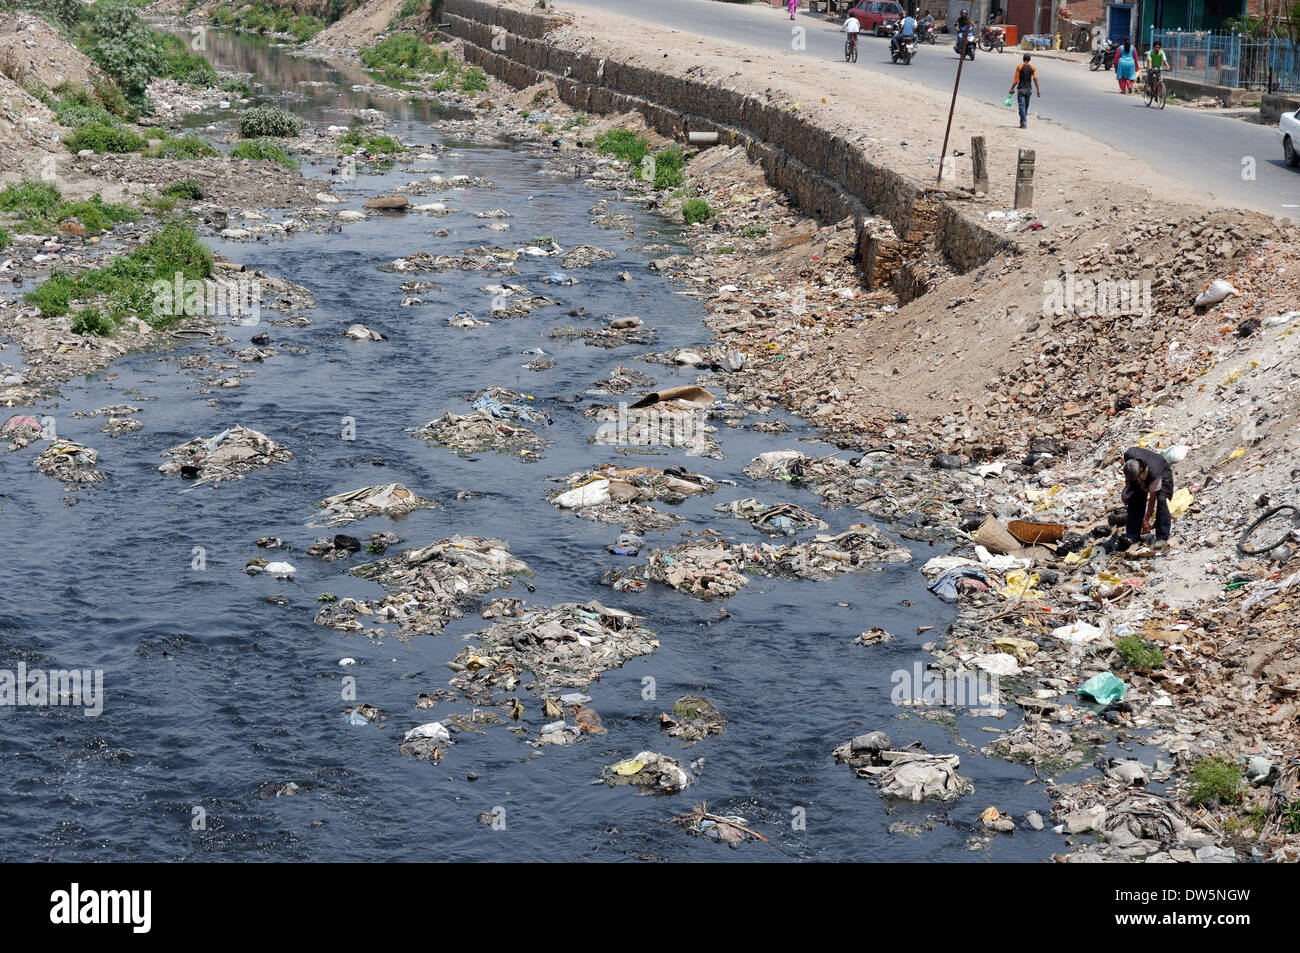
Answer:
[850,0,905,36]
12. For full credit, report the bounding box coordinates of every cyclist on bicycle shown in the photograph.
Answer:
[841,11,861,55]
[1144,40,1168,93]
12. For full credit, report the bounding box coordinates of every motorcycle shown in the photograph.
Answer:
[1089,38,1116,71]
[954,29,976,60]
[890,32,918,65]
[978,25,1005,52]
[916,21,936,44]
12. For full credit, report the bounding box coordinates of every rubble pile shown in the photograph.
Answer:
[158,425,292,484]
[548,463,717,532]
[313,483,438,526]
[314,536,531,636]
[832,733,973,802]
[448,600,658,696]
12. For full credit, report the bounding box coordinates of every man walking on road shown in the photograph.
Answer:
[1008,54,1040,129]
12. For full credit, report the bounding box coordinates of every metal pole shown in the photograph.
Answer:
[937,29,968,187]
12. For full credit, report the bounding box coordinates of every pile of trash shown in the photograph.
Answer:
[832,732,972,802]
[671,804,766,846]
[591,365,656,395]
[2,414,45,450]
[660,695,726,742]
[560,244,614,268]
[602,751,694,792]
[714,498,827,535]
[413,387,551,459]
[158,425,292,484]
[315,536,531,636]
[312,483,437,526]
[587,385,720,459]
[448,600,658,694]
[548,463,717,532]
[549,322,659,348]
[622,523,912,599]
[34,441,105,484]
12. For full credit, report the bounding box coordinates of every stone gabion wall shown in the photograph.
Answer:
[442,0,1014,273]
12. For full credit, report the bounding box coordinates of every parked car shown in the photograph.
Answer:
[850,0,905,36]
[1279,108,1300,168]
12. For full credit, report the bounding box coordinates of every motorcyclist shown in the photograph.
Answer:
[921,8,935,28]
[892,11,917,55]
[955,9,973,56]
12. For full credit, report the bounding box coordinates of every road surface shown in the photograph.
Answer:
[561,0,1298,217]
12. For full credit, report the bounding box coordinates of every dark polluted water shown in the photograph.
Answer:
[0,31,1065,862]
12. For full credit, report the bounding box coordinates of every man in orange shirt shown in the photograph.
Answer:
[1008,54,1042,129]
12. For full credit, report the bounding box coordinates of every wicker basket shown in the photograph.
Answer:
[974,516,1022,554]
[1008,520,1066,546]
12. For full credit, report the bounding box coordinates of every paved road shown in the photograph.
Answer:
[561,0,1298,217]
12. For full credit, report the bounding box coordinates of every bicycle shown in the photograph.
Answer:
[1142,67,1167,109]
[844,31,858,63]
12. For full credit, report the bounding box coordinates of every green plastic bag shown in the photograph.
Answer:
[1004,95,1014,107]
[1079,672,1126,705]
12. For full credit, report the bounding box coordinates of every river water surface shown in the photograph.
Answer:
[0,30,1066,862]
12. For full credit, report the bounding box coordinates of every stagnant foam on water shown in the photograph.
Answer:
[0,31,1062,861]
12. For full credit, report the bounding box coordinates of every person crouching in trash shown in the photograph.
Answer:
[1120,446,1173,548]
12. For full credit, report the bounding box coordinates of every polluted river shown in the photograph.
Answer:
[1,29,1073,862]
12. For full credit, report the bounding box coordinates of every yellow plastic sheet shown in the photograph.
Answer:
[1169,488,1194,517]
[1000,570,1043,600]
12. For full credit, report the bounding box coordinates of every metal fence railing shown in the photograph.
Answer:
[1152,28,1300,93]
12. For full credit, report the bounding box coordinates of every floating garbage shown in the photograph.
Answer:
[34,441,105,483]
[714,498,828,535]
[671,803,766,846]
[560,244,614,268]
[449,600,657,694]
[548,463,717,532]
[313,483,438,526]
[602,751,693,792]
[414,388,551,459]
[158,425,292,484]
[660,695,726,742]
[315,536,531,636]
[833,735,972,802]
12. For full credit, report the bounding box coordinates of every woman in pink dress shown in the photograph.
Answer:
[788,0,799,19]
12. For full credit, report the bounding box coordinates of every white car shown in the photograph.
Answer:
[1281,108,1300,168]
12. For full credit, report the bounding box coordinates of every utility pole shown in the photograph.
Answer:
[937,26,970,186]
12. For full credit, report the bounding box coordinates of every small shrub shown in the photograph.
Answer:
[459,66,488,92]
[85,0,162,101]
[28,221,213,327]
[0,225,8,250]
[647,144,685,190]
[1115,636,1165,670]
[1187,756,1244,808]
[162,178,205,200]
[71,306,114,336]
[220,76,252,98]
[156,33,218,87]
[595,129,649,166]
[237,104,303,139]
[63,122,147,153]
[681,197,712,225]
[231,138,297,168]
[742,224,768,238]
[148,133,218,159]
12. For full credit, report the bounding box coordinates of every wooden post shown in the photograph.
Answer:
[971,136,988,195]
[1014,149,1035,209]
